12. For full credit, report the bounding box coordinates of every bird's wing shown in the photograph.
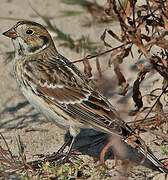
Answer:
[23,55,131,137]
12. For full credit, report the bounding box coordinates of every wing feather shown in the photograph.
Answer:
[24,56,131,137]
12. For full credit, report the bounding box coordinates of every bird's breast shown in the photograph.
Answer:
[21,86,71,129]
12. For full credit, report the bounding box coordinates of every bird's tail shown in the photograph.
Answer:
[140,146,168,174]
[125,136,168,174]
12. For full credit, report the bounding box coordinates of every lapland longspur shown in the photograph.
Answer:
[3,21,168,173]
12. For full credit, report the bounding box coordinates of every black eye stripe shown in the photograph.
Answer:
[26,29,33,34]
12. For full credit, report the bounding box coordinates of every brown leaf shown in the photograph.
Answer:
[162,79,168,90]
[107,29,123,42]
[122,45,131,58]
[132,77,143,113]
[113,59,129,96]
[136,23,145,41]
[96,58,102,79]
[114,63,125,86]
[151,56,168,81]
[132,65,153,114]
[112,46,131,95]
[100,29,112,48]
[108,49,121,67]
[155,100,163,127]
[122,0,132,21]
[83,59,92,79]
[128,33,148,56]
[156,40,168,49]
[161,14,168,30]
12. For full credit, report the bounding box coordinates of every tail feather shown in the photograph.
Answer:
[139,146,168,173]
[125,136,168,174]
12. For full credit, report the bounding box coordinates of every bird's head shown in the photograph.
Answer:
[3,21,52,55]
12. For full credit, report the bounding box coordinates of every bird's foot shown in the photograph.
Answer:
[43,151,83,167]
[43,151,66,162]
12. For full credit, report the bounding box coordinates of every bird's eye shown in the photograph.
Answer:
[26,29,34,35]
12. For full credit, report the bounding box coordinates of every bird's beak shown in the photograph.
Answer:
[2,28,18,39]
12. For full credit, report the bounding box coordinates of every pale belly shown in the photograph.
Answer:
[21,87,71,129]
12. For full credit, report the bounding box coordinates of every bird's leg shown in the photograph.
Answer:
[57,136,76,164]
[26,137,75,169]
[44,136,73,162]
[56,136,73,155]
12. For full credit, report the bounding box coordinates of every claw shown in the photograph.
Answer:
[43,136,75,164]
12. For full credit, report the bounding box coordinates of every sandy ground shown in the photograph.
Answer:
[0,0,168,179]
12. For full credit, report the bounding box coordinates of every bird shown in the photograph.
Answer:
[2,20,168,173]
